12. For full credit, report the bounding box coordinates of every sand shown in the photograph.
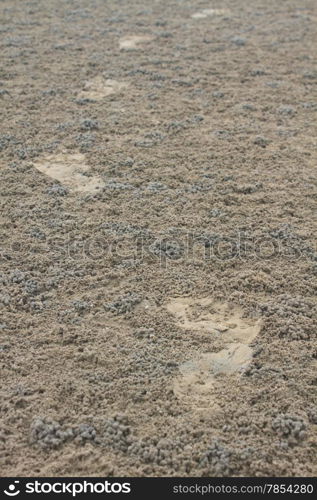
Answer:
[0,0,316,477]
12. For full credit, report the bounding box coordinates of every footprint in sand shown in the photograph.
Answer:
[166,297,261,412]
[77,76,128,101]
[191,8,230,20]
[33,153,104,194]
[119,35,154,50]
